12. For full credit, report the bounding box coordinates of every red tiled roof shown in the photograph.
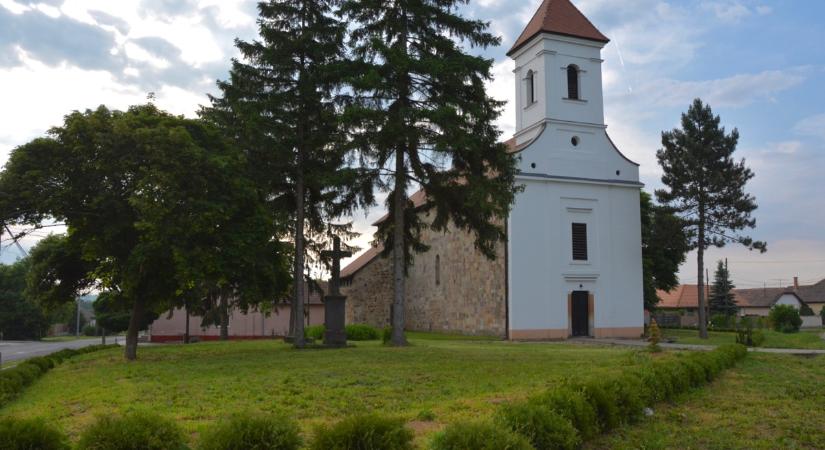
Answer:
[508,0,609,56]
[657,280,825,309]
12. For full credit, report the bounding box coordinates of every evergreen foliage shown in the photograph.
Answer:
[197,413,303,450]
[656,99,765,339]
[430,420,533,450]
[648,318,662,352]
[310,414,414,450]
[640,191,688,310]
[710,260,737,316]
[340,0,519,345]
[77,412,187,450]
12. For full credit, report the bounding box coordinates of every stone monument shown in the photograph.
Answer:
[321,236,351,347]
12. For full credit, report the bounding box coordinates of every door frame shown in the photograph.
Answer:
[568,290,593,337]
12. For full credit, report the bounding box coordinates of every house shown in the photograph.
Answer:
[341,0,644,340]
[148,282,326,343]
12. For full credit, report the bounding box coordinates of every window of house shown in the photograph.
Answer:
[525,70,536,105]
[567,65,579,100]
[572,222,588,261]
[435,254,441,285]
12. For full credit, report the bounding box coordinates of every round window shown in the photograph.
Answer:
[571,136,580,147]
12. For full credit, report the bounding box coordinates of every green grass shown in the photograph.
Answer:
[586,353,825,449]
[0,335,656,444]
[663,328,825,349]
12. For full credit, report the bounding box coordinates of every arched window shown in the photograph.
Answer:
[435,254,441,285]
[525,70,536,104]
[567,65,579,100]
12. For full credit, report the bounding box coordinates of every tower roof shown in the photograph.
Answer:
[507,0,609,56]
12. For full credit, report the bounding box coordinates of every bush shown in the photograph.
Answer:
[430,420,533,450]
[345,324,380,341]
[305,325,324,341]
[24,356,55,372]
[197,413,302,450]
[769,304,802,333]
[382,327,392,344]
[310,414,414,450]
[709,314,736,330]
[77,412,187,450]
[496,399,580,450]
[567,379,620,432]
[532,388,599,439]
[0,417,70,450]
[606,375,645,424]
[83,325,98,336]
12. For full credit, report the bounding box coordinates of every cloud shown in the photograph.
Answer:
[700,1,772,23]
[794,113,825,141]
[486,59,516,138]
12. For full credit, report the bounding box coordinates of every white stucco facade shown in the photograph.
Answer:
[506,31,644,339]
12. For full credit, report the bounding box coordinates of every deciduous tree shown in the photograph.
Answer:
[640,191,688,311]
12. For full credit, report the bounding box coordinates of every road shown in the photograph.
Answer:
[0,338,110,365]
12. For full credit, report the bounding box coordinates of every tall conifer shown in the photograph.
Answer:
[656,99,765,339]
[710,259,737,317]
[204,0,366,347]
[340,0,519,345]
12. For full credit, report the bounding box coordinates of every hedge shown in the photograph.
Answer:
[304,324,381,341]
[0,416,70,450]
[310,414,414,450]
[0,344,116,408]
[197,412,302,450]
[431,420,533,450]
[77,411,187,450]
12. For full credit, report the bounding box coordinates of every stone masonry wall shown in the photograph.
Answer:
[342,250,393,328]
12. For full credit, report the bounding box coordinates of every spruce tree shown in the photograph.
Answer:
[710,259,737,316]
[204,0,367,347]
[656,99,765,339]
[340,0,519,345]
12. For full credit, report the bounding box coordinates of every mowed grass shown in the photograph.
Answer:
[587,353,825,449]
[0,335,652,443]
[663,327,825,349]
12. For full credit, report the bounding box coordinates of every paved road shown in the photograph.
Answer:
[0,338,109,365]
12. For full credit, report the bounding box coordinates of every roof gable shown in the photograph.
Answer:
[508,0,609,56]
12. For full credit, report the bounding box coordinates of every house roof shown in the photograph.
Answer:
[341,244,384,280]
[797,279,825,304]
[507,0,609,57]
[657,280,825,309]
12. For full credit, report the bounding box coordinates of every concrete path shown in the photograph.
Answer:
[568,337,825,355]
[0,338,108,366]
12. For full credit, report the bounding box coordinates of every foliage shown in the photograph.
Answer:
[710,313,736,330]
[496,399,580,450]
[77,412,187,450]
[304,324,381,341]
[648,318,662,352]
[0,417,69,450]
[656,99,765,338]
[430,420,533,450]
[310,414,414,450]
[532,388,599,440]
[196,413,302,450]
[93,291,157,334]
[0,104,289,360]
[640,191,689,310]
[769,304,802,333]
[305,325,325,341]
[0,259,50,340]
[565,379,620,432]
[710,260,737,316]
[735,316,765,347]
[340,0,519,345]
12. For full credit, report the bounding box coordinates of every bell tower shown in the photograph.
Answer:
[508,0,609,144]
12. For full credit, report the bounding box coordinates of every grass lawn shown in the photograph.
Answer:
[663,327,825,349]
[0,335,654,445]
[587,353,825,449]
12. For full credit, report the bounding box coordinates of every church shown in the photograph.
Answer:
[340,0,644,340]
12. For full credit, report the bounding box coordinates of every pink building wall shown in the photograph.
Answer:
[149,304,325,342]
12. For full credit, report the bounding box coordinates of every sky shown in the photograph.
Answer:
[0,0,824,290]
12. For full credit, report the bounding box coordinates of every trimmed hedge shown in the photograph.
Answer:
[77,411,187,450]
[310,414,414,450]
[431,420,533,450]
[304,324,381,341]
[197,412,302,450]
[497,399,580,450]
[0,344,116,408]
[0,417,70,450]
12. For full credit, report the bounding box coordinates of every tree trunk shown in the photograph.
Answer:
[101,328,106,345]
[697,211,708,339]
[184,301,190,344]
[219,291,229,341]
[293,164,307,348]
[390,147,408,346]
[124,298,144,361]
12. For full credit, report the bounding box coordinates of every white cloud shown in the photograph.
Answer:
[0,0,29,14]
[486,59,516,138]
[700,1,773,23]
[794,113,825,141]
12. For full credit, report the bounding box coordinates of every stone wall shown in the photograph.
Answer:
[342,212,507,337]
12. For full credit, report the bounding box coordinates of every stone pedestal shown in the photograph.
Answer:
[324,294,347,347]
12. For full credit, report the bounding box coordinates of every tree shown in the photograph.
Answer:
[640,191,689,311]
[769,304,801,333]
[0,104,290,360]
[204,0,367,347]
[341,0,519,345]
[709,259,737,316]
[94,291,158,335]
[656,99,765,339]
[0,260,50,340]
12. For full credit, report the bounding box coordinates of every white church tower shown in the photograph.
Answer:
[506,0,644,339]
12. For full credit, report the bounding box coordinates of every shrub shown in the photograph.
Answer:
[77,412,187,450]
[310,414,414,450]
[25,356,55,372]
[605,374,645,424]
[430,420,533,450]
[382,327,392,344]
[345,324,380,341]
[83,325,98,336]
[0,417,70,450]
[647,319,662,352]
[769,304,802,333]
[197,412,302,450]
[567,379,620,432]
[496,399,580,450]
[532,388,599,439]
[305,325,324,341]
[709,314,735,330]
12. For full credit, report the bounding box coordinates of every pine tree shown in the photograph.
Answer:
[340,0,519,345]
[203,0,368,347]
[656,99,766,339]
[710,259,737,316]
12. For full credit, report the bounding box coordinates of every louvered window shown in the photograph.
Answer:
[526,70,536,104]
[567,65,579,100]
[572,223,588,261]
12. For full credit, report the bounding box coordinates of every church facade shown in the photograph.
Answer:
[341,0,644,340]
